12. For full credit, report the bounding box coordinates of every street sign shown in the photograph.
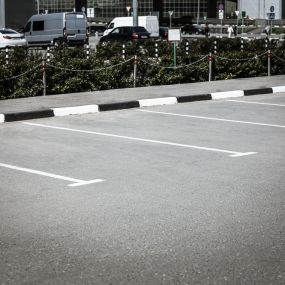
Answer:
[219,10,224,20]
[235,10,240,17]
[270,6,275,12]
[218,3,224,11]
[87,8,94,18]
[267,12,275,20]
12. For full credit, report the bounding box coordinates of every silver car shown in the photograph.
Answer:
[0,28,27,48]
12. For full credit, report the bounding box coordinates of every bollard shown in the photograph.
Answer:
[185,41,189,56]
[208,52,213,82]
[42,56,47,96]
[122,44,126,60]
[268,49,271,77]
[5,48,9,65]
[133,55,138,88]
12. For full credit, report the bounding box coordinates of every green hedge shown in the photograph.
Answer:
[0,38,285,99]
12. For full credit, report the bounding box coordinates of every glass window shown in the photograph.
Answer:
[33,21,45,31]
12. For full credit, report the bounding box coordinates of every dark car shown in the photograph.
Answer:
[99,26,150,44]
[181,24,205,35]
[159,26,168,39]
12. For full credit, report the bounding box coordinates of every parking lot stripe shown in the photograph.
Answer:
[0,162,104,187]
[227,100,285,107]
[23,122,257,157]
[138,110,285,129]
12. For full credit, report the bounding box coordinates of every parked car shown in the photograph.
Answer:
[104,16,159,37]
[24,12,89,46]
[159,26,168,39]
[99,26,150,44]
[0,28,27,48]
[181,24,205,35]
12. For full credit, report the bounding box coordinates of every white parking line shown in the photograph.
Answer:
[227,99,285,107]
[23,122,257,157]
[0,162,104,187]
[138,109,285,129]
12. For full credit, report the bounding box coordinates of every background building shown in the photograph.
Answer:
[0,0,34,29]
[238,0,285,20]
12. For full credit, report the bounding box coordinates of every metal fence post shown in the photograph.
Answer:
[208,52,213,82]
[122,44,126,60]
[155,42,159,60]
[268,49,271,77]
[42,55,47,96]
[185,41,189,56]
[133,55,138,88]
[5,48,9,65]
[86,44,90,60]
[46,46,51,63]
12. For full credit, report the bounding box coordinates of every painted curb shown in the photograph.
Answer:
[1,86,285,123]
[4,110,54,122]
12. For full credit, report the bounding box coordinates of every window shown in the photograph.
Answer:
[33,21,45,31]
[24,22,31,33]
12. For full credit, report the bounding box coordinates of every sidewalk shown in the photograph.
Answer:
[1,75,285,123]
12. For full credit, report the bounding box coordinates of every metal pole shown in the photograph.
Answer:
[208,52,212,82]
[197,0,200,25]
[42,56,46,96]
[173,42,177,67]
[37,0,40,14]
[132,0,138,26]
[268,49,271,77]
[133,55,138,88]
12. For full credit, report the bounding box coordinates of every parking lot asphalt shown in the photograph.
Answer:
[1,75,285,123]
[0,91,285,284]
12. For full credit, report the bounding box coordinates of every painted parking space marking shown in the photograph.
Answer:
[0,162,104,187]
[138,110,285,129]
[227,100,285,107]
[23,122,257,157]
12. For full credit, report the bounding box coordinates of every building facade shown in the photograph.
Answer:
[238,0,285,20]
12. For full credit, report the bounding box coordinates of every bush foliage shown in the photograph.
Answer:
[0,38,284,99]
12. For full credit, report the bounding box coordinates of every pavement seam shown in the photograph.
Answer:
[1,86,285,123]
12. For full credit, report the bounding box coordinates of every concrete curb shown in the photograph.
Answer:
[1,86,284,123]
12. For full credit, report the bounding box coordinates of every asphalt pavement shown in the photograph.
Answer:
[0,90,285,284]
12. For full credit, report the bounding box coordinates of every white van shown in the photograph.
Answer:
[104,16,159,37]
[24,12,89,46]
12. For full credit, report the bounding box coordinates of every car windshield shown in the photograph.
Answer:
[0,29,18,34]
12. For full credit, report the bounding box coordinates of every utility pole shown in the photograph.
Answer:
[133,0,138,26]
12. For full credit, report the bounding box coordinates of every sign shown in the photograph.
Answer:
[87,8,94,18]
[168,29,181,41]
[218,3,224,10]
[219,10,224,20]
[235,10,240,17]
[270,6,275,12]
[267,12,275,20]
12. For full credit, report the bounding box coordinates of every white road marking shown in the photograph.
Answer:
[23,122,257,157]
[138,109,285,129]
[0,162,104,187]
[0,114,4,123]
[227,99,285,107]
